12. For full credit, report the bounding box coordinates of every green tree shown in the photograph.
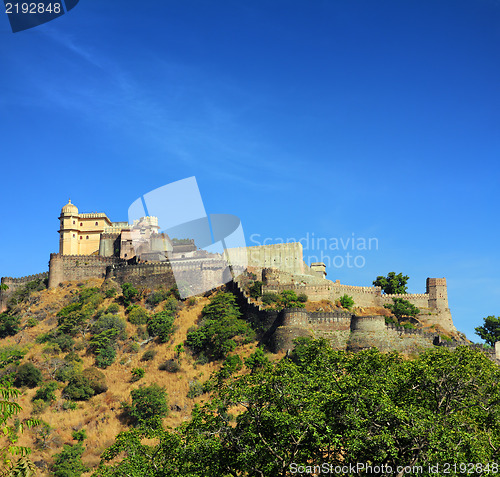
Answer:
[52,441,87,477]
[129,384,168,426]
[373,271,409,294]
[0,314,21,339]
[185,292,255,360]
[0,386,38,477]
[275,290,306,309]
[475,315,500,347]
[338,294,354,310]
[121,283,138,307]
[95,340,500,476]
[384,297,420,320]
[147,311,175,343]
[14,364,42,388]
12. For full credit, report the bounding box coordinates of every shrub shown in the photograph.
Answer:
[338,294,355,310]
[26,317,39,328]
[129,384,168,424]
[121,283,138,306]
[63,374,95,401]
[127,305,149,325]
[91,314,127,340]
[147,311,175,343]
[187,379,204,398]
[131,368,145,382]
[159,359,180,373]
[82,367,108,394]
[146,289,167,306]
[385,315,397,325]
[163,296,178,313]
[32,381,58,403]
[104,288,117,298]
[187,297,196,307]
[94,345,116,369]
[0,313,21,338]
[55,362,78,383]
[15,363,43,388]
[106,303,120,314]
[31,399,47,415]
[249,281,263,299]
[124,342,140,354]
[297,293,308,303]
[384,298,420,320]
[52,442,87,477]
[62,400,78,411]
[274,290,306,309]
[141,350,156,362]
[72,429,87,442]
[261,293,279,305]
[64,351,82,363]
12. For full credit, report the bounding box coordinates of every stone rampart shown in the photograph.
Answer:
[0,272,49,312]
[48,253,124,288]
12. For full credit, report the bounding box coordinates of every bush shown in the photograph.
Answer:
[187,379,204,398]
[55,362,78,383]
[141,350,156,362]
[147,310,175,343]
[52,442,87,477]
[32,381,58,403]
[129,384,169,424]
[338,294,355,310]
[131,367,145,382]
[146,289,167,306]
[15,363,43,388]
[62,400,78,411]
[187,297,196,307]
[385,315,397,325]
[31,399,47,415]
[63,374,95,401]
[249,281,263,299]
[72,429,87,442]
[104,288,117,298]
[384,298,420,320]
[106,303,120,315]
[127,305,149,325]
[163,296,178,313]
[121,283,139,306]
[0,313,21,338]
[94,344,116,369]
[82,367,108,394]
[26,317,39,328]
[297,293,308,303]
[65,351,82,363]
[159,359,180,373]
[261,293,278,305]
[275,290,306,309]
[91,314,127,340]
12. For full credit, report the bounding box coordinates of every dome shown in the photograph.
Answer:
[61,199,78,215]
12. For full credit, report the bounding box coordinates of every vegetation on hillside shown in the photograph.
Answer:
[93,339,500,476]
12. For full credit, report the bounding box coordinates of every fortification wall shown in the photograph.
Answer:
[228,243,307,275]
[48,253,124,288]
[378,293,430,309]
[0,272,49,312]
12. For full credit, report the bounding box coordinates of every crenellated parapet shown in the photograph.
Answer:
[0,271,49,313]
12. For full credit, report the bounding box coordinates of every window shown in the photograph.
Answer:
[73,220,75,225]
[86,236,89,240]
[80,223,83,226]
[73,234,75,238]
[95,221,98,226]
[80,236,82,240]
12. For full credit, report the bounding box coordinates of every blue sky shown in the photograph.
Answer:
[0,0,498,341]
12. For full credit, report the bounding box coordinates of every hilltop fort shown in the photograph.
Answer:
[0,199,479,356]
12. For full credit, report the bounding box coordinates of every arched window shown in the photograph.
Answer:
[86,236,89,240]
[95,222,98,226]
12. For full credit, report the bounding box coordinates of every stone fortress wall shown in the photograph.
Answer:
[0,272,49,313]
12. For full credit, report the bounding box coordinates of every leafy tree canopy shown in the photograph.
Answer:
[373,272,409,295]
[94,340,500,477]
[475,315,500,347]
[384,298,420,320]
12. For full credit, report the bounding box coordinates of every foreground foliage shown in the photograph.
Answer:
[94,341,500,476]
